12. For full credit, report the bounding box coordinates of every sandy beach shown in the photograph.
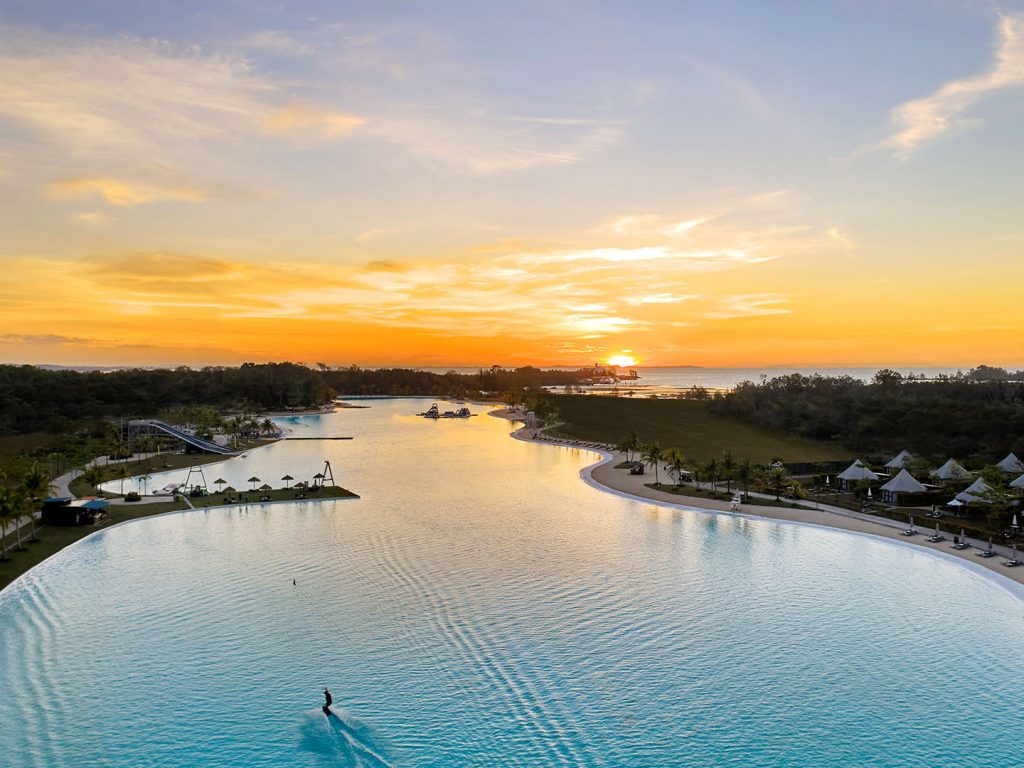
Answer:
[489,408,1024,589]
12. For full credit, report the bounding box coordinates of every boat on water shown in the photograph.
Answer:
[418,404,474,419]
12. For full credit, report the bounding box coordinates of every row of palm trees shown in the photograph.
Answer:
[618,432,796,501]
[0,463,53,560]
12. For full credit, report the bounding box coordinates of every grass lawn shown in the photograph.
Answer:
[186,485,358,507]
[69,438,279,497]
[548,395,849,464]
[644,482,815,510]
[0,500,187,590]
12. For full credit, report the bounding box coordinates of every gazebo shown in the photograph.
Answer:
[956,477,992,505]
[996,452,1024,475]
[879,469,926,504]
[930,459,971,485]
[836,459,879,491]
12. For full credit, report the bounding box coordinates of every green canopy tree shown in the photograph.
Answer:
[761,466,791,500]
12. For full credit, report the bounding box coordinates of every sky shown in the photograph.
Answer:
[1,0,1023,369]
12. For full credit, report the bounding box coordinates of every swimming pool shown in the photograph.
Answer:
[3,400,1022,766]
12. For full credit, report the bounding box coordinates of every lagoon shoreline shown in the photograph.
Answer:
[489,407,1024,592]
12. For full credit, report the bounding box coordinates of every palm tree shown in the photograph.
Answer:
[736,458,755,502]
[664,448,689,486]
[80,465,104,494]
[627,431,641,462]
[261,417,276,436]
[7,489,28,551]
[0,488,16,560]
[117,464,130,495]
[22,462,53,501]
[720,450,737,494]
[702,458,720,492]
[641,442,664,485]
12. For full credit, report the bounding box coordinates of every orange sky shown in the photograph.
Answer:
[2,8,1024,369]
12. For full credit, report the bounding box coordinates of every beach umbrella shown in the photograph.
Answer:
[259,483,272,492]
[866,487,873,499]
[960,528,966,545]
[988,536,994,552]
[223,486,237,494]
[248,476,260,490]
[908,515,915,531]
[312,472,325,487]
[214,478,226,492]
[281,474,294,489]
[295,480,307,489]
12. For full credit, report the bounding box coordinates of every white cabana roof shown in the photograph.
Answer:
[837,459,879,482]
[1010,473,1024,490]
[880,469,926,494]
[997,452,1024,474]
[930,458,970,481]
[956,477,992,504]
[884,450,913,470]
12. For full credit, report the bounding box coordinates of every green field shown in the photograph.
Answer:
[547,395,849,463]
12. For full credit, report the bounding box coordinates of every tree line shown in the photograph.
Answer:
[0,363,587,434]
[709,368,1024,463]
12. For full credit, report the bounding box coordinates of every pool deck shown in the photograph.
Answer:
[489,408,1024,588]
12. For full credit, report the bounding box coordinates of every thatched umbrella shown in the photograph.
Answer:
[214,478,227,493]
[259,483,273,492]
[248,476,260,491]
[312,472,325,488]
[281,474,294,489]
[294,480,307,489]
[223,486,237,494]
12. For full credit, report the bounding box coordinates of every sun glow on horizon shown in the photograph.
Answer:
[606,354,637,368]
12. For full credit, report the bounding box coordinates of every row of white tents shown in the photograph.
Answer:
[835,451,1024,505]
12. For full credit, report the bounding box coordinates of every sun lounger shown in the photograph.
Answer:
[927,534,945,543]
[1002,559,1021,567]
[900,529,916,537]
[978,550,995,558]
[952,542,969,550]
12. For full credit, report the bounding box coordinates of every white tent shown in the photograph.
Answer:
[955,477,991,504]
[884,450,913,470]
[881,469,927,495]
[837,459,879,482]
[996,452,1024,474]
[930,458,971,482]
[1010,473,1024,490]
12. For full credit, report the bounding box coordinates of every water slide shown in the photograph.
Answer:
[130,419,237,455]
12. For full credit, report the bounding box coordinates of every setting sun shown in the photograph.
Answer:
[606,354,637,368]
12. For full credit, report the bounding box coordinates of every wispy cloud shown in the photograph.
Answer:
[882,14,1024,157]
[49,176,207,206]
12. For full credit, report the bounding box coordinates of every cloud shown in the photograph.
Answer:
[701,294,791,319]
[882,14,1024,157]
[0,333,100,345]
[49,176,207,206]
[263,102,365,138]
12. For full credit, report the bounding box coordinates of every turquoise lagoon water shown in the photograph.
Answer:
[3,399,1024,767]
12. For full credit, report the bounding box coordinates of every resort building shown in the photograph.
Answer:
[836,459,879,491]
[955,477,992,505]
[997,452,1024,474]
[929,458,971,485]
[879,469,926,504]
[884,450,913,471]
